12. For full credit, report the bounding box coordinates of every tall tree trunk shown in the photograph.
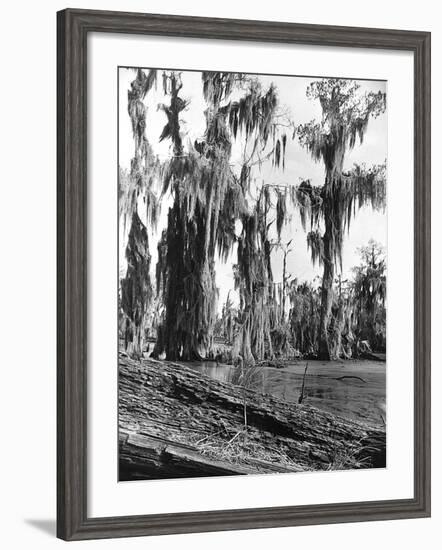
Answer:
[318,215,335,360]
[120,69,158,359]
[155,73,221,361]
[120,212,151,358]
[282,249,287,322]
[161,195,185,361]
[332,283,346,359]
[158,193,208,361]
[296,80,386,361]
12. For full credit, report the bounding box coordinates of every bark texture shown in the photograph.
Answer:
[119,353,386,480]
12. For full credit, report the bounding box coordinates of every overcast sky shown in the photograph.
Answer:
[119,68,387,310]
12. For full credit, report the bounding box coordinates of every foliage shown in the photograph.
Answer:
[154,72,255,360]
[120,212,152,357]
[233,192,275,363]
[154,71,289,362]
[154,73,218,359]
[296,78,386,359]
[298,79,386,178]
[287,241,386,358]
[288,280,321,357]
[120,69,160,357]
[118,71,387,365]
[351,240,387,351]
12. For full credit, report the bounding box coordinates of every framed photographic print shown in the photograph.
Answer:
[57,8,431,541]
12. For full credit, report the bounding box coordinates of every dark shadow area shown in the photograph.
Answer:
[25,519,56,536]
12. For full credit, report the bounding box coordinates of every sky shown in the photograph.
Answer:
[118,68,387,311]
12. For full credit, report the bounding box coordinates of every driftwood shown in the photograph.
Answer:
[119,353,386,480]
[334,375,367,383]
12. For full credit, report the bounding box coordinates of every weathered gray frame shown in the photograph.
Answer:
[57,8,431,541]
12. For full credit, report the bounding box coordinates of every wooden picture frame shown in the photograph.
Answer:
[57,8,431,541]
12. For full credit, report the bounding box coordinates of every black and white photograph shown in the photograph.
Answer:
[0,0,435,545]
[118,67,387,481]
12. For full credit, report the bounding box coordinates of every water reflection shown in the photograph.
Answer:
[187,362,234,384]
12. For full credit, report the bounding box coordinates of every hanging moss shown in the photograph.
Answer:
[233,190,277,364]
[307,230,324,266]
[154,71,289,362]
[350,240,386,352]
[154,72,248,360]
[296,78,386,359]
[276,188,287,240]
[120,212,152,358]
[288,280,321,357]
[120,69,160,358]
[232,185,292,362]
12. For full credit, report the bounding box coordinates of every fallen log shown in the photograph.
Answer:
[119,353,386,480]
[119,431,258,480]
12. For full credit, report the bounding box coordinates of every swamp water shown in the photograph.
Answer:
[186,360,386,427]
